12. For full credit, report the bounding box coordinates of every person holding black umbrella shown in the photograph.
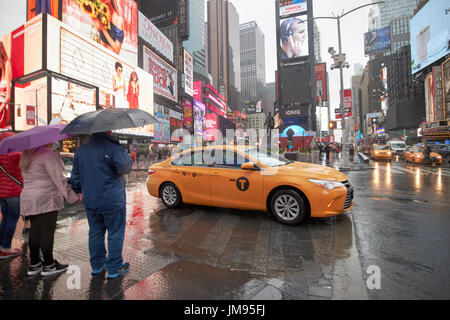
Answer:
[70,131,132,279]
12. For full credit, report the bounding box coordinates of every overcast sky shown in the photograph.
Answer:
[0,0,372,109]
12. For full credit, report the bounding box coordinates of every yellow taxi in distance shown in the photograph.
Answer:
[405,146,443,165]
[146,146,354,225]
[370,144,393,161]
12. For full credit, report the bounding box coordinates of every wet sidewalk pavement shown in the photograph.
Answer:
[0,169,358,300]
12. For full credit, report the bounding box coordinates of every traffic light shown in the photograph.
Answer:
[329,121,337,130]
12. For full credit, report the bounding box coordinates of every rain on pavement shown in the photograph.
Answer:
[0,154,449,300]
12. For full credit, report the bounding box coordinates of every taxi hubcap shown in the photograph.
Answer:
[162,186,177,205]
[274,195,300,221]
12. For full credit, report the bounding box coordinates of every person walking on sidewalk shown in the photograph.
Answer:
[20,143,81,276]
[0,132,23,259]
[70,132,132,279]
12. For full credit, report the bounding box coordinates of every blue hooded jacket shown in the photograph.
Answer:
[71,133,132,214]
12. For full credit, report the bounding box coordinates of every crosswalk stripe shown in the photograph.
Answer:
[389,165,450,176]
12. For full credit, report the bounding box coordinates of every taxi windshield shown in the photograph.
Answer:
[245,148,291,167]
[374,145,390,150]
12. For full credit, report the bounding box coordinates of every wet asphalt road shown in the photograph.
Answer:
[0,155,449,300]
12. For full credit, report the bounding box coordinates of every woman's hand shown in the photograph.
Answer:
[78,193,83,202]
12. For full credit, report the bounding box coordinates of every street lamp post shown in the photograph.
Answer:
[314,1,384,167]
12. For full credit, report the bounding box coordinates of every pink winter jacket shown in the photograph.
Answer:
[20,147,79,216]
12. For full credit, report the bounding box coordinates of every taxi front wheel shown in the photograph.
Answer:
[160,182,182,208]
[270,189,306,225]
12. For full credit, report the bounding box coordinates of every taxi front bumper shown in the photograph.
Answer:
[310,180,354,218]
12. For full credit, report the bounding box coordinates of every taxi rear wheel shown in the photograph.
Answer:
[160,182,182,208]
[270,189,306,225]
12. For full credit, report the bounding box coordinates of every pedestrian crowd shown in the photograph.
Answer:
[0,131,132,279]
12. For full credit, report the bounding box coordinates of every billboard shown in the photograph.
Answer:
[1,15,43,130]
[279,0,307,18]
[152,103,170,142]
[62,0,138,66]
[143,45,178,102]
[364,26,391,56]
[184,48,194,97]
[279,117,308,137]
[169,109,183,142]
[279,16,308,60]
[410,0,450,74]
[335,89,353,119]
[193,99,205,141]
[27,0,59,20]
[193,80,202,102]
[205,112,218,141]
[315,63,327,102]
[425,73,435,121]
[182,98,193,132]
[443,58,450,117]
[13,77,48,131]
[51,77,96,125]
[138,11,173,62]
[139,0,189,40]
[279,103,308,118]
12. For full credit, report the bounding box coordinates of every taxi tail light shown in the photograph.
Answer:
[148,169,156,175]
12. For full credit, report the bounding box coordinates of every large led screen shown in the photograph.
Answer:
[27,0,59,20]
[62,0,138,66]
[193,99,205,141]
[51,77,96,124]
[279,15,309,60]
[14,77,48,131]
[279,0,307,18]
[410,0,450,74]
[1,14,43,130]
[143,45,178,103]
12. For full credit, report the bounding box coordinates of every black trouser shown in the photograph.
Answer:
[28,211,58,266]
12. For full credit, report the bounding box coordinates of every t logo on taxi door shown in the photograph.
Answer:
[236,177,249,191]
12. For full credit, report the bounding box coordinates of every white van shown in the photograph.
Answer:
[389,141,406,155]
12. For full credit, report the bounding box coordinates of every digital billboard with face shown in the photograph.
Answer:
[193,99,205,140]
[410,0,450,74]
[1,14,43,130]
[62,0,138,66]
[279,15,308,60]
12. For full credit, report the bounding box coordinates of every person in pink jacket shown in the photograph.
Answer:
[20,143,81,276]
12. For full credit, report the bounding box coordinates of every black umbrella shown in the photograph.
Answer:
[60,108,159,135]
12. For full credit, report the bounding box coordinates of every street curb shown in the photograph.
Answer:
[358,152,370,164]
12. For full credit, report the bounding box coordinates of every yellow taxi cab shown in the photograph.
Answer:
[146,145,353,225]
[405,146,443,165]
[370,144,393,161]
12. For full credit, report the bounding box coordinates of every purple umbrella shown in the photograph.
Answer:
[0,124,73,155]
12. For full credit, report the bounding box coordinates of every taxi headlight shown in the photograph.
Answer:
[437,155,442,159]
[308,179,345,190]
[387,151,391,155]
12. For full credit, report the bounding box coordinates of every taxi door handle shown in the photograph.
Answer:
[211,172,220,176]
[229,179,235,182]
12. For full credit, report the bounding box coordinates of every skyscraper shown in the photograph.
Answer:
[313,21,321,63]
[240,21,266,108]
[183,0,213,84]
[207,0,241,111]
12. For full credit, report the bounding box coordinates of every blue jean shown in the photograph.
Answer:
[0,197,20,249]
[86,207,126,274]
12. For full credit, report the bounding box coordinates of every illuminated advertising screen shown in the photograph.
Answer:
[206,83,227,118]
[152,103,170,142]
[279,0,307,17]
[27,0,59,20]
[443,58,450,117]
[2,15,43,130]
[13,77,48,131]
[193,80,202,102]
[182,98,193,132]
[184,48,194,97]
[279,16,308,61]
[364,26,391,56]
[279,117,308,137]
[410,0,450,74]
[138,11,173,62]
[205,113,218,141]
[51,77,96,124]
[62,0,138,66]
[193,99,205,140]
[169,109,183,142]
[143,45,178,102]
[315,63,327,102]
[425,73,435,122]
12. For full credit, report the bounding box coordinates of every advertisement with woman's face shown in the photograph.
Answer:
[62,0,138,66]
[280,16,309,60]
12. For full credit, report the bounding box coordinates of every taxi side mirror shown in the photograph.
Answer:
[241,162,259,171]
